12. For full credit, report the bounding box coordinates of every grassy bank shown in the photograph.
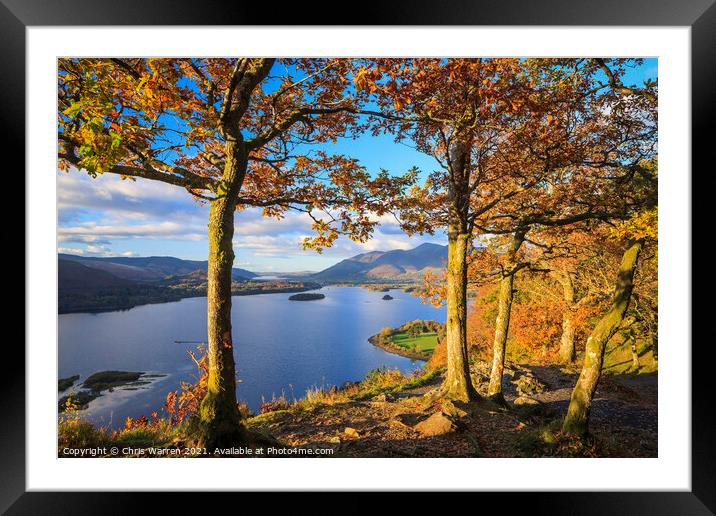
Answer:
[57,365,438,457]
[57,360,657,458]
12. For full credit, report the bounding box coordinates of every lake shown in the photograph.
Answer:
[58,286,445,428]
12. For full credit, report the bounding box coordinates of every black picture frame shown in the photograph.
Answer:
[5,0,711,512]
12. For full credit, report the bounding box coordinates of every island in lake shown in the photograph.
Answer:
[58,370,166,411]
[288,293,325,301]
[368,320,444,360]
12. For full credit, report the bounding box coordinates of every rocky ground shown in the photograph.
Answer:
[247,362,658,458]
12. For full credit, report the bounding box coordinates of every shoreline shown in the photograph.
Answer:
[58,281,426,315]
[59,284,323,315]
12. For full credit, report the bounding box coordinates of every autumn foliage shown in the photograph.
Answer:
[57,57,658,444]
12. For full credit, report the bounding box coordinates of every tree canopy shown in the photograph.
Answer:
[58,58,415,250]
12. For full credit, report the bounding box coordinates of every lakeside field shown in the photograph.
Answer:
[391,331,439,354]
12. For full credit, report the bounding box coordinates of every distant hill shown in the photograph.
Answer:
[58,259,135,290]
[58,253,257,282]
[58,258,186,313]
[57,255,318,313]
[311,243,448,282]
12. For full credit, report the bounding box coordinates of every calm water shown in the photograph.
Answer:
[58,286,445,428]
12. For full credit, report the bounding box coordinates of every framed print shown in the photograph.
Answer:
[5,0,712,512]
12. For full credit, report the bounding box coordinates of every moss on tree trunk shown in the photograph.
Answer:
[630,338,640,371]
[562,239,643,436]
[487,272,515,400]
[194,142,249,449]
[435,138,480,402]
[443,231,480,401]
[487,230,525,401]
[558,271,577,364]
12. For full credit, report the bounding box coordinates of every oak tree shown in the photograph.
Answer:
[468,59,657,401]
[354,58,648,402]
[58,58,411,447]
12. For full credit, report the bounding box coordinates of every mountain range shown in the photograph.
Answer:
[58,241,448,294]
[58,259,136,290]
[310,243,447,282]
[58,253,257,283]
[57,254,310,313]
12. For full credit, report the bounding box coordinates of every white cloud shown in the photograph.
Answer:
[58,221,206,241]
[57,169,447,267]
[233,210,314,237]
[58,170,204,223]
[58,246,138,257]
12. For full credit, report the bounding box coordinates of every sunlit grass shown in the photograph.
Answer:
[391,331,439,353]
[256,366,440,415]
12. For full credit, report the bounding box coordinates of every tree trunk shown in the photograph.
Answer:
[443,230,480,401]
[541,341,550,360]
[562,240,643,436]
[558,271,577,364]
[438,136,479,402]
[196,143,249,449]
[487,272,515,400]
[487,230,525,401]
[630,338,640,371]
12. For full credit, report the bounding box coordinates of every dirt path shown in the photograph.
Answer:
[524,366,658,434]
[246,363,658,458]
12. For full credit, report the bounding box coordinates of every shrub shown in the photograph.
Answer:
[363,366,405,389]
[427,339,448,369]
[259,392,293,414]
[379,327,393,338]
[58,419,110,451]
[58,397,110,451]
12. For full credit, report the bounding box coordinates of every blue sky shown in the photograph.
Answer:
[57,58,656,273]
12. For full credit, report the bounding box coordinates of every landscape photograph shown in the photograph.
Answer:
[57,57,658,459]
